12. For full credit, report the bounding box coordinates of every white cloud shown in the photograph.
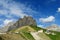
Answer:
[39,16,55,23]
[0,0,37,18]
[3,19,16,27]
[0,19,14,27]
[0,0,28,18]
[57,8,60,12]
[4,19,13,25]
[37,25,44,27]
[0,0,38,27]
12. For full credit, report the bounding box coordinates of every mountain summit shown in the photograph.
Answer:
[0,16,37,32]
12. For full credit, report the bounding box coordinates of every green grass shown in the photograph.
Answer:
[9,26,35,40]
[45,31,60,40]
[1,25,60,40]
[20,32,35,40]
[30,25,42,31]
[30,25,46,32]
[30,26,60,40]
[10,26,35,33]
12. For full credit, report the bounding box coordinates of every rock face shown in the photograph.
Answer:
[17,16,36,27]
[7,16,37,31]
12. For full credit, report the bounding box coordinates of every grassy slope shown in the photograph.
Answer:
[45,31,60,40]
[30,25,60,40]
[9,26,35,40]
[0,25,60,40]
[13,26,36,32]
[0,34,26,40]
[20,32,35,40]
[38,33,51,40]
[30,25,46,32]
[0,26,35,40]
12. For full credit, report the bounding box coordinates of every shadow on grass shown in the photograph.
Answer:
[0,37,3,40]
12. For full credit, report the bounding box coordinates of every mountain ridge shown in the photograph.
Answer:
[0,16,37,32]
[0,16,60,40]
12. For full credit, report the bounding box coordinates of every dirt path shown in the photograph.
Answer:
[30,32,51,40]
[30,32,41,40]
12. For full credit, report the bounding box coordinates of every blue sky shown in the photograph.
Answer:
[0,0,60,27]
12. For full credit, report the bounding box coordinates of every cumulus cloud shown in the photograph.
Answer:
[0,0,38,27]
[39,16,55,23]
[57,8,60,12]
[1,19,16,27]
[4,19,13,25]
[0,0,28,18]
[0,0,38,18]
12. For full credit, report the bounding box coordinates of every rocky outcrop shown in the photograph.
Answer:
[8,16,37,31]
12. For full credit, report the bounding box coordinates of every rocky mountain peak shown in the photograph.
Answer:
[17,16,37,26]
[0,16,37,32]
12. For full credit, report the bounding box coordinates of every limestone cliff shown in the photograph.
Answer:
[8,16,37,31]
